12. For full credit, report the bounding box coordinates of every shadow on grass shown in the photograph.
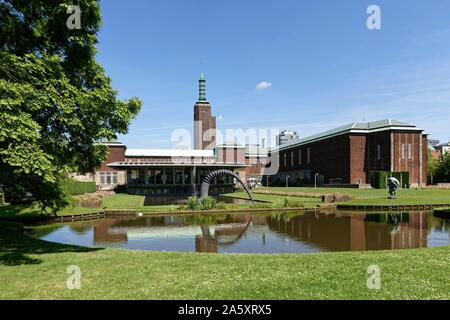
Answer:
[0,222,102,266]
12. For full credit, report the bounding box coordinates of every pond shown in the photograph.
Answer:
[33,211,450,254]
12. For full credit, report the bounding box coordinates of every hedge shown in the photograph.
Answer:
[369,171,410,189]
[63,179,96,195]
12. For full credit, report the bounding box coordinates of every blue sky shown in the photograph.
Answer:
[96,0,450,148]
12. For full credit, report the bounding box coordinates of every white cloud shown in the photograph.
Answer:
[256,81,272,90]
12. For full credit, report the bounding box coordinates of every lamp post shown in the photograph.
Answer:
[314,173,319,189]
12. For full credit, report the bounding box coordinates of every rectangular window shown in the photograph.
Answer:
[401,144,405,160]
[377,145,381,161]
[299,149,302,165]
[283,153,287,167]
[307,148,311,164]
[408,143,412,160]
[290,151,294,167]
[100,172,118,184]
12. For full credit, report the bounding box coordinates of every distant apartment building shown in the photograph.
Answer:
[428,145,441,160]
[277,130,299,146]
[435,142,450,156]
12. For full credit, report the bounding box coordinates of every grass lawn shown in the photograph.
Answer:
[251,187,450,206]
[226,191,320,208]
[2,187,450,219]
[0,194,257,218]
[0,222,449,300]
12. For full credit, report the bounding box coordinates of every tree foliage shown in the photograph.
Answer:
[433,153,450,183]
[0,1,142,214]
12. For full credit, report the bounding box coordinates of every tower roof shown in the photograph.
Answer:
[198,72,207,102]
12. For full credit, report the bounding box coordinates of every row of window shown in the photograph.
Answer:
[283,148,311,168]
[99,172,118,184]
[127,168,234,185]
[376,144,412,161]
[281,142,413,168]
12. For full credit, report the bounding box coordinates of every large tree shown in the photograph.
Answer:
[0,1,142,214]
[434,153,450,183]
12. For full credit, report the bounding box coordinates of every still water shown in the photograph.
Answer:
[34,211,450,254]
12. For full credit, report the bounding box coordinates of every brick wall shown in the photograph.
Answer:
[194,102,216,150]
[278,134,351,183]
[275,129,427,186]
[349,134,367,184]
[391,131,426,186]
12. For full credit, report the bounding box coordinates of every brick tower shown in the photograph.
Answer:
[194,73,216,149]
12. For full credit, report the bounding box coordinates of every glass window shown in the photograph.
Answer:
[307,148,311,164]
[377,145,381,161]
[299,150,302,165]
[175,169,183,184]
[184,168,191,185]
[165,168,174,184]
[155,169,163,184]
[148,169,155,185]
[408,144,412,160]
[112,172,118,184]
[401,144,405,160]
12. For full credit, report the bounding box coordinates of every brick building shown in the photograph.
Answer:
[84,75,429,193]
[271,120,428,187]
[95,143,246,195]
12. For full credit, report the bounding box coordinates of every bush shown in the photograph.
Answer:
[186,197,202,210]
[201,196,217,210]
[274,197,305,208]
[63,178,96,195]
[215,202,227,210]
[185,196,218,210]
[434,153,450,183]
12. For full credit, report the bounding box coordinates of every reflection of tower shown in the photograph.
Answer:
[195,225,218,253]
[93,219,128,243]
[194,73,216,150]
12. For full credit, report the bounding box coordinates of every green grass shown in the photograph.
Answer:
[255,187,450,206]
[100,193,145,208]
[0,194,257,218]
[2,187,450,219]
[0,221,449,300]
[226,191,320,208]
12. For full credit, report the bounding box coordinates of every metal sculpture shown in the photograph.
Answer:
[200,169,254,204]
[387,177,400,199]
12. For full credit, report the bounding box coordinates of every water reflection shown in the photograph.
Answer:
[36,211,450,254]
